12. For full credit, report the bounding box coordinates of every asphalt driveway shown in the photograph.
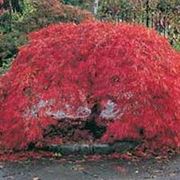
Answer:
[0,155,179,180]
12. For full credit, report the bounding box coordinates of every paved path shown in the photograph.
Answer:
[0,155,179,180]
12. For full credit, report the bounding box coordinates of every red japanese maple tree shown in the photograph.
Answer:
[0,22,179,153]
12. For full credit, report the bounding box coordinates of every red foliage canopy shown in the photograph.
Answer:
[0,22,180,153]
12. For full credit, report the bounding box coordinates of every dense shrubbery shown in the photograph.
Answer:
[0,22,179,153]
[0,0,94,74]
[0,31,27,73]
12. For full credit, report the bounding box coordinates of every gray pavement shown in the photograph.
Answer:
[0,155,179,180]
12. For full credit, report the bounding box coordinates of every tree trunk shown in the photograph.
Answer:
[93,0,99,15]
[145,0,150,27]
